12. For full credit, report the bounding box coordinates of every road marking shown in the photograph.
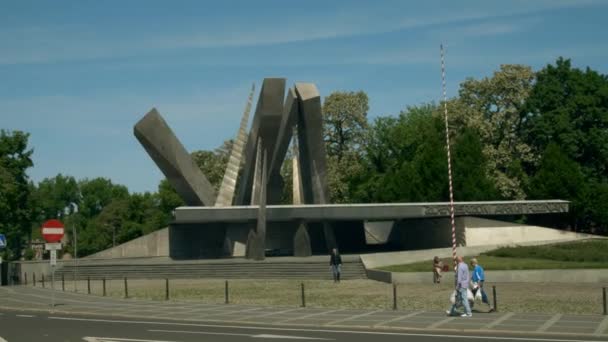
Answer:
[427,316,456,329]
[324,310,382,326]
[254,334,331,340]
[236,307,303,321]
[49,316,603,341]
[0,336,7,342]
[277,309,343,323]
[16,314,35,318]
[83,338,177,342]
[484,312,515,329]
[188,306,264,319]
[150,329,332,340]
[537,314,562,332]
[373,311,421,327]
[594,315,608,335]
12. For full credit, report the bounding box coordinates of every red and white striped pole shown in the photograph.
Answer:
[440,44,458,269]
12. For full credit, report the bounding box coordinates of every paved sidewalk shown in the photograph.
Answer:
[1,285,607,338]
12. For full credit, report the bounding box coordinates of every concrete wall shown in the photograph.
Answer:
[464,217,595,246]
[14,260,69,280]
[87,228,169,259]
[169,223,227,259]
[390,269,608,284]
[389,218,466,250]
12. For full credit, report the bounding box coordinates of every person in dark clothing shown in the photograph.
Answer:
[329,248,342,283]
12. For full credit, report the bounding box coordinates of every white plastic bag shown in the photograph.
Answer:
[450,289,474,304]
[474,289,482,301]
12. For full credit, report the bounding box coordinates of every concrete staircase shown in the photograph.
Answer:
[53,257,368,281]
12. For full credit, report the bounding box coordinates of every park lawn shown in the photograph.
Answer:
[379,239,608,272]
[379,255,608,272]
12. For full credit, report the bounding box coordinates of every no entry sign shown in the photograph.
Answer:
[41,219,64,243]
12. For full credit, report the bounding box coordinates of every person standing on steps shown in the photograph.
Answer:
[446,255,472,317]
[329,248,342,283]
[470,258,494,312]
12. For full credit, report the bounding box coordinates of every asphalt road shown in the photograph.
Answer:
[1,309,607,342]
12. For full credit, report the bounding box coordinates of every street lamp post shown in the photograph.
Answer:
[64,202,79,292]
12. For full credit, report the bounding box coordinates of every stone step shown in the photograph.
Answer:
[52,260,367,280]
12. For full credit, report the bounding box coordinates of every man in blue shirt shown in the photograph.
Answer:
[446,256,472,317]
[471,258,494,312]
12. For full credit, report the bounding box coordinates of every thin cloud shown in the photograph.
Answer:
[0,0,603,65]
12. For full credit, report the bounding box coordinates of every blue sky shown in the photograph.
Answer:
[2,0,607,194]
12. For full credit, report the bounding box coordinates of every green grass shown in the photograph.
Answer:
[484,239,608,262]
[379,239,608,272]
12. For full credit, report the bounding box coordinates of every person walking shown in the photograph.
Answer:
[329,248,342,283]
[470,258,494,312]
[446,255,472,317]
[433,256,443,284]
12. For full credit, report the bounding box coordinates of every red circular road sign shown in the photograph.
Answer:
[41,219,64,243]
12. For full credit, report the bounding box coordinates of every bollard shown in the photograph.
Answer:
[62,274,65,291]
[102,278,106,297]
[87,277,91,295]
[301,283,306,308]
[42,274,45,288]
[165,278,169,301]
[492,285,498,312]
[124,277,128,299]
[603,287,607,316]
[393,283,397,310]
[225,280,229,304]
[33,273,36,287]
[24,273,27,286]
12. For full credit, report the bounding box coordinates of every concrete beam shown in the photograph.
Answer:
[173,200,569,224]
[134,108,216,206]
[235,78,286,205]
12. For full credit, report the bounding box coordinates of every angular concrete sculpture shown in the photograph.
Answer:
[246,147,267,260]
[294,83,337,250]
[292,133,304,205]
[293,222,312,257]
[215,83,255,207]
[236,78,286,205]
[294,83,331,205]
[134,108,216,206]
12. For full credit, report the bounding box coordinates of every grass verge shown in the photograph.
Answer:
[379,239,608,272]
[50,278,606,315]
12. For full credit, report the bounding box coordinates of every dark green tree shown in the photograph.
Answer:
[0,130,33,259]
[523,58,608,180]
[527,143,587,229]
[452,128,500,201]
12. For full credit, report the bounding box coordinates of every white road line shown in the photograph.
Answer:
[236,307,303,321]
[484,312,515,329]
[16,314,35,318]
[83,337,177,342]
[277,309,344,323]
[48,316,603,341]
[324,310,382,326]
[537,314,563,332]
[214,307,265,315]
[149,329,333,340]
[594,315,608,336]
[373,311,421,327]
[427,316,456,329]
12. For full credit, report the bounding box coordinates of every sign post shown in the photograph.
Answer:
[42,220,64,307]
